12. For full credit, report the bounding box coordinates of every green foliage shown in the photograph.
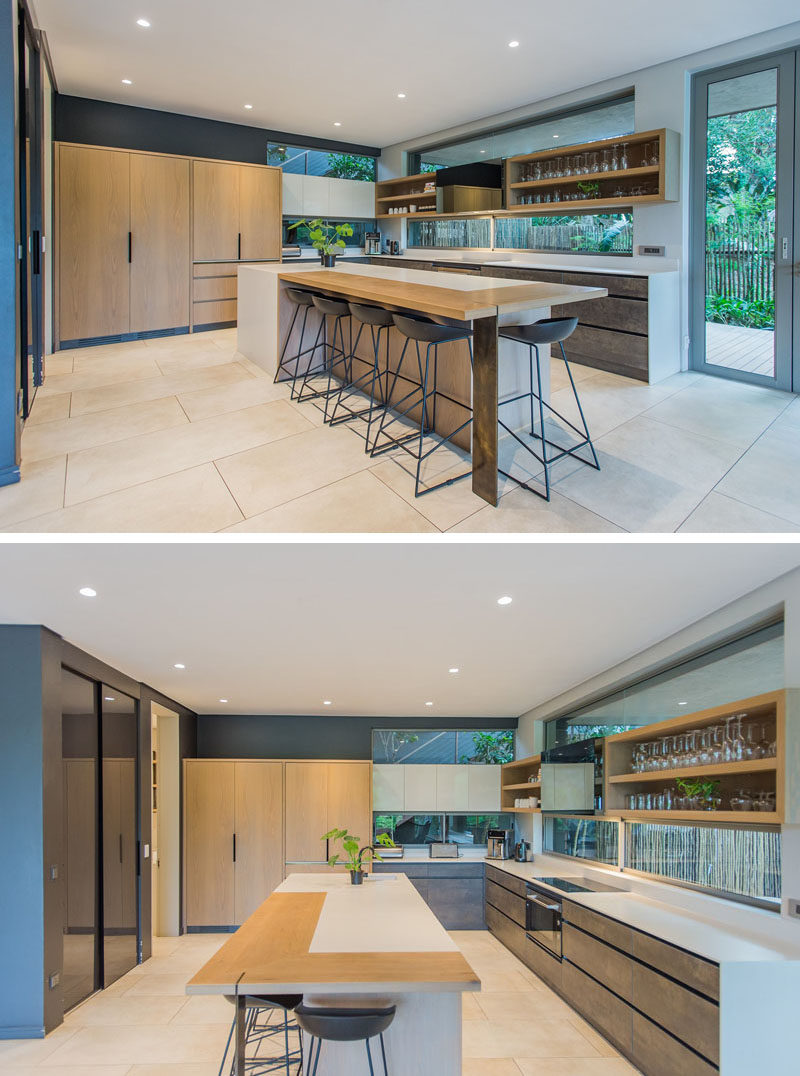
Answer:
[326,153,376,181]
[675,777,720,803]
[323,828,395,872]
[705,294,774,329]
[267,145,289,167]
[706,107,776,223]
[420,163,443,173]
[459,731,514,765]
[288,218,354,256]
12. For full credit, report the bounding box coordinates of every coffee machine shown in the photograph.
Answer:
[487,828,512,860]
[364,231,381,255]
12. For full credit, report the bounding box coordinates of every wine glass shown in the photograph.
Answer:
[620,143,630,170]
[601,150,611,172]
[610,145,620,170]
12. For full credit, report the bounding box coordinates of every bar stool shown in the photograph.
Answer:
[497,316,599,501]
[371,314,473,497]
[327,303,394,452]
[296,296,352,418]
[219,994,303,1076]
[294,1003,396,1076]
[274,289,323,399]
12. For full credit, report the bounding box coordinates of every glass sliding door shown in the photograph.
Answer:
[17,7,43,417]
[691,52,797,391]
[61,669,99,1012]
[101,688,139,987]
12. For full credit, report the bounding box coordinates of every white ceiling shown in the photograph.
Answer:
[32,0,800,147]
[0,543,797,718]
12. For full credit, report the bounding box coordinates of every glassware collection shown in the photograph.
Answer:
[513,139,659,207]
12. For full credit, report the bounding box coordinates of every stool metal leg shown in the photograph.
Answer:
[532,344,550,501]
[379,1032,388,1076]
[365,1038,375,1076]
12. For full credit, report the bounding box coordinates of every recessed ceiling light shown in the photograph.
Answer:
[333,121,342,127]
[173,663,185,670]
[425,701,433,707]
[79,586,97,597]
[136,18,151,28]
[104,696,115,702]
[449,667,460,675]
[244,104,254,110]
[219,698,228,704]
[508,40,520,48]
[121,79,133,85]
[497,595,513,606]
[323,700,332,706]
[480,149,486,154]
[678,701,688,706]
[397,92,406,98]
[553,134,560,139]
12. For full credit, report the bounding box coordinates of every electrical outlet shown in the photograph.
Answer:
[49,864,58,881]
[788,899,800,919]
[48,972,60,989]
[638,244,665,257]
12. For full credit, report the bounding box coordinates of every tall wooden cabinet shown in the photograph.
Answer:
[184,760,283,928]
[284,762,372,869]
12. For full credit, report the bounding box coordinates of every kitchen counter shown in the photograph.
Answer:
[368,251,680,277]
[187,872,478,1076]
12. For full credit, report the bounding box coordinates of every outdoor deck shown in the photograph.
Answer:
[705,322,774,378]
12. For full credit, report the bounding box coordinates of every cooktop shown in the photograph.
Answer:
[534,876,619,894]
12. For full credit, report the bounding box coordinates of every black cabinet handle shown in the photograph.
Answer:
[325,839,329,861]
[233,834,236,862]
[238,233,242,260]
[32,231,40,276]
[128,232,132,263]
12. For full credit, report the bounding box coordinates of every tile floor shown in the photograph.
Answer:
[3,328,798,533]
[0,930,641,1076]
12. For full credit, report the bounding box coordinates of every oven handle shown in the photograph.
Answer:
[527,894,561,913]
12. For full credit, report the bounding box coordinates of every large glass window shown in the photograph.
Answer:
[495,213,632,255]
[268,142,376,181]
[283,217,376,247]
[543,816,619,865]
[372,728,514,764]
[406,217,491,250]
[374,812,514,847]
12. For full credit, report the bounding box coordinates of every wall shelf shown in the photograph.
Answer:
[375,172,437,218]
[500,753,541,812]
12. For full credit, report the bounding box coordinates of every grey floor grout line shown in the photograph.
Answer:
[211,460,248,526]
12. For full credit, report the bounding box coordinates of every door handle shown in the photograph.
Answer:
[781,237,789,261]
[233,833,236,862]
[238,233,242,260]
[31,230,40,275]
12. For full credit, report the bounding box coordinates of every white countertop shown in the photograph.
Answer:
[369,251,679,277]
[486,859,800,964]
[279,872,459,954]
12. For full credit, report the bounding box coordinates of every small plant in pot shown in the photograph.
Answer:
[288,218,354,266]
[323,828,396,884]
[675,776,721,811]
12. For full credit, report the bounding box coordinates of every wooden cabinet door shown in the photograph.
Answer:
[285,763,328,864]
[239,165,281,261]
[193,160,240,261]
[185,761,235,926]
[234,762,283,924]
[130,154,190,332]
[58,145,130,341]
[327,762,372,847]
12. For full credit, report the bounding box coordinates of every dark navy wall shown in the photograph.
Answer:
[197,715,517,760]
[55,95,380,164]
[0,0,20,488]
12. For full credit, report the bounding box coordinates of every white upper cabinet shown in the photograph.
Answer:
[467,765,501,811]
[281,173,304,216]
[328,178,375,219]
[403,765,437,811]
[281,175,375,221]
[435,765,469,811]
[372,765,405,811]
[300,175,330,217]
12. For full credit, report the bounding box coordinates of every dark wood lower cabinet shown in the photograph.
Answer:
[561,960,633,1054]
[631,1012,718,1076]
[372,862,484,929]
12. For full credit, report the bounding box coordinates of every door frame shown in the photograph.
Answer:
[689,49,797,392]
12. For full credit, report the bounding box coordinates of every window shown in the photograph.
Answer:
[406,218,492,250]
[545,619,784,748]
[543,816,619,865]
[283,218,376,248]
[408,95,634,172]
[268,143,376,182]
[495,213,633,256]
[372,728,514,765]
[373,812,514,847]
[625,821,780,905]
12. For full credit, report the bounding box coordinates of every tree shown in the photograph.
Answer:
[706,106,776,223]
[459,731,514,765]
[326,153,376,181]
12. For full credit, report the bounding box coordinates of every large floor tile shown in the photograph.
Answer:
[548,370,682,440]
[153,350,239,376]
[64,402,312,506]
[678,491,799,533]
[22,397,188,463]
[715,423,800,525]
[27,393,71,425]
[224,469,436,533]
[463,1061,523,1076]
[215,423,375,518]
[451,486,623,533]
[41,1025,229,1067]
[42,353,74,376]
[128,1066,221,1076]
[475,991,575,1022]
[69,364,253,417]
[64,995,185,1027]
[0,456,66,528]
[5,464,243,533]
[178,377,289,421]
[0,1067,130,1076]
[368,457,492,531]
[463,1017,603,1059]
[515,1060,640,1076]
[642,374,793,447]
[38,358,165,396]
[169,996,233,1026]
[0,1027,79,1066]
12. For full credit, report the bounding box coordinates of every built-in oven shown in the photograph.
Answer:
[526,882,563,960]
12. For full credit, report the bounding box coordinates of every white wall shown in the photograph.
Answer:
[379,20,800,370]
[515,564,800,917]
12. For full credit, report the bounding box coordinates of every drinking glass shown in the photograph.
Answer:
[611,145,620,170]
[601,149,611,172]
[626,793,637,810]
[649,141,660,166]
[589,152,600,173]
[730,789,752,811]
[620,143,630,170]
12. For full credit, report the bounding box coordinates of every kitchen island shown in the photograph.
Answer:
[238,262,606,506]
[187,871,479,1075]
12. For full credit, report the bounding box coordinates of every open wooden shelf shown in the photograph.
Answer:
[375,172,437,218]
[506,806,542,814]
[614,809,780,825]
[503,782,541,791]
[501,753,542,812]
[608,757,777,784]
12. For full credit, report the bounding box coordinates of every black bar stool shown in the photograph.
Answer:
[219,994,303,1076]
[294,1003,396,1076]
[274,289,323,400]
[296,296,352,418]
[327,303,394,452]
[371,314,473,497]
[498,316,599,501]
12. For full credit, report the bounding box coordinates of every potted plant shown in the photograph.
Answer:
[675,776,721,811]
[288,218,354,266]
[322,828,396,885]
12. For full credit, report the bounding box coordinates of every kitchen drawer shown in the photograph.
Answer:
[194,262,240,278]
[632,960,719,1065]
[553,295,648,335]
[371,257,433,271]
[193,276,237,302]
[485,900,527,963]
[631,1012,717,1076]
[193,299,237,326]
[562,272,648,300]
[485,878,526,928]
[563,922,633,1002]
[519,933,563,993]
[427,879,485,929]
[562,901,633,954]
[373,863,429,879]
[427,861,484,878]
[566,324,649,379]
[632,930,719,1002]
[480,266,564,284]
[485,863,527,898]
[562,960,632,1055]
